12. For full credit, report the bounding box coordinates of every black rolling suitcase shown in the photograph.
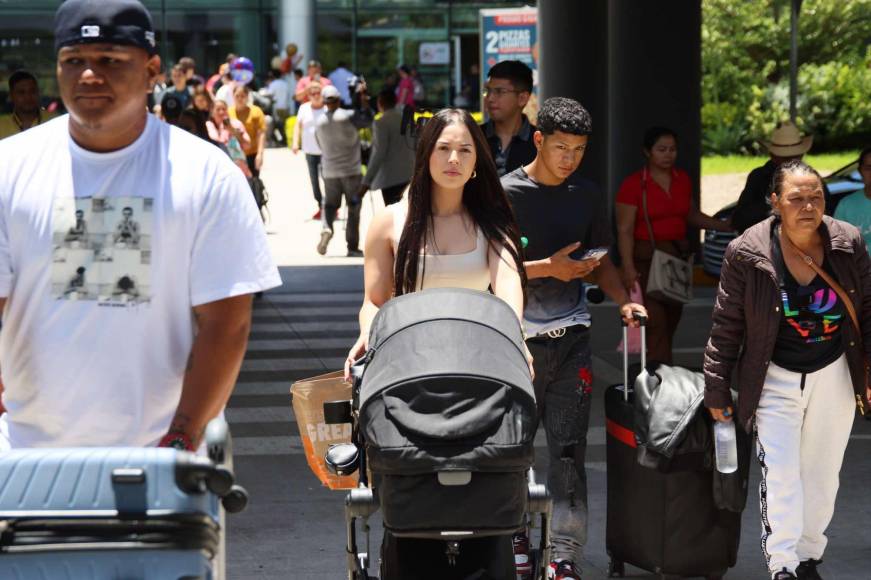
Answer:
[604,318,742,579]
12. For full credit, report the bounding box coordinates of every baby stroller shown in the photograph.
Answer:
[323,288,553,580]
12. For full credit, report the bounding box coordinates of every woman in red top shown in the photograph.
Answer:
[615,127,732,363]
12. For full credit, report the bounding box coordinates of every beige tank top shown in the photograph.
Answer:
[391,202,490,292]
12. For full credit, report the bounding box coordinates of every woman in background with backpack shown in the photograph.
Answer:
[207,99,252,178]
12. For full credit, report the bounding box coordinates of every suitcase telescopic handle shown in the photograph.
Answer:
[621,312,647,403]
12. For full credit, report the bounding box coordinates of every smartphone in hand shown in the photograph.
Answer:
[578,247,609,261]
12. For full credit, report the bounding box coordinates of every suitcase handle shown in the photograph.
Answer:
[621,313,647,403]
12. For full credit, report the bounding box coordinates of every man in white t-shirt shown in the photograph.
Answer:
[266,69,290,145]
[0,0,282,451]
[292,81,327,220]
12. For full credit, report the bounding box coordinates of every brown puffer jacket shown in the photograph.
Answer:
[704,216,871,432]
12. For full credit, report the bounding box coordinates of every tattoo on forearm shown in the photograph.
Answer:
[169,413,192,434]
[169,412,203,446]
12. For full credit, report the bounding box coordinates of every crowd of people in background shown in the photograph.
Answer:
[0,39,432,205]
[4,50,869,372]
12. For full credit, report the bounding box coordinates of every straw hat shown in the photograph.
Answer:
[761,121,813,157]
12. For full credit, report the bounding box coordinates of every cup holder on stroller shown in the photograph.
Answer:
[326,443,361,477]
[327,289,554,579]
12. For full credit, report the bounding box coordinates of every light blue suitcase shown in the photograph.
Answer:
[0,421,247,580]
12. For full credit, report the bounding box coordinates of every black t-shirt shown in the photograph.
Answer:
[502,167,612,336]
[771,255,846,374]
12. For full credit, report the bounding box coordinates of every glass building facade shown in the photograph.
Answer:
[314,0,531,107]
[0,0,530,110]
[0,0,279,107]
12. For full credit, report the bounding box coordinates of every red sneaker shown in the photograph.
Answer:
[548,559,581,580]
[311,209,322,220]
[513,531,533,579]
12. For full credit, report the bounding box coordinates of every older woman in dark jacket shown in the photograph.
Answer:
[704,160,871,580]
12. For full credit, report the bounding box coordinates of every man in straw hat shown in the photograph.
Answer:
[732,120,829,233]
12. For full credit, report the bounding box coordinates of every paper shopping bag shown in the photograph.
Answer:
[290,370,357,490]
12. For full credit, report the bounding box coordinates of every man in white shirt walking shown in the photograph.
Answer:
[292,81,327,220]
[266,68,290,145]
[0,0,281,451]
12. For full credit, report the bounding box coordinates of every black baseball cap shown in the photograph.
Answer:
[54,0,157,56]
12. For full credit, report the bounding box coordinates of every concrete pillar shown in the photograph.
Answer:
[539,0,702,209]
[279,0,317,65]
[539,0,609,189]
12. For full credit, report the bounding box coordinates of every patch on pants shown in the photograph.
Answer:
[577,367,593,394]
[546,368,592,446]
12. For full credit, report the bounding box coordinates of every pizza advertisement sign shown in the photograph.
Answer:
[479,7,538,117]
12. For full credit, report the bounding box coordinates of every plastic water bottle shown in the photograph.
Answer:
[713,420,738,474]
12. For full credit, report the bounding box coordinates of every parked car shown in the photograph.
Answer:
[702,161,864,277]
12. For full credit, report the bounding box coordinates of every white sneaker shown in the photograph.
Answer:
[317,229,333,255]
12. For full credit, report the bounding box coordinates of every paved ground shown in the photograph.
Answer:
[225,149,871,579]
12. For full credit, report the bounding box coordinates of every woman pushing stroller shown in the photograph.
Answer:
[343,108,531,578]
[344,108,531,377]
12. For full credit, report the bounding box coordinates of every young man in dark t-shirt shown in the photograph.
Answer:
[502,97,646,580]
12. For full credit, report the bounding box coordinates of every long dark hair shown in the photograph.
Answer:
[394,108,527,297]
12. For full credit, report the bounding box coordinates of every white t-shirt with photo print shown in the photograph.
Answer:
[0,114,282,449]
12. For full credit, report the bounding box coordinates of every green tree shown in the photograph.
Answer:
[702,0,871,154]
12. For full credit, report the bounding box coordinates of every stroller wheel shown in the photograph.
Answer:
[528,549,542,580]
[607,558,625,577]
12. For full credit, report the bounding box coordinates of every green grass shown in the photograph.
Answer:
[702,151,859,176]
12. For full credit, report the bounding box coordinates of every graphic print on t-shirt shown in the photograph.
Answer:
[51,196,152,305]
[780,284,842,343]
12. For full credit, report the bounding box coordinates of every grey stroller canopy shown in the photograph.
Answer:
[359,288,537,475]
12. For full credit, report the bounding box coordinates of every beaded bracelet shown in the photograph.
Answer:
[158,431,195,451]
